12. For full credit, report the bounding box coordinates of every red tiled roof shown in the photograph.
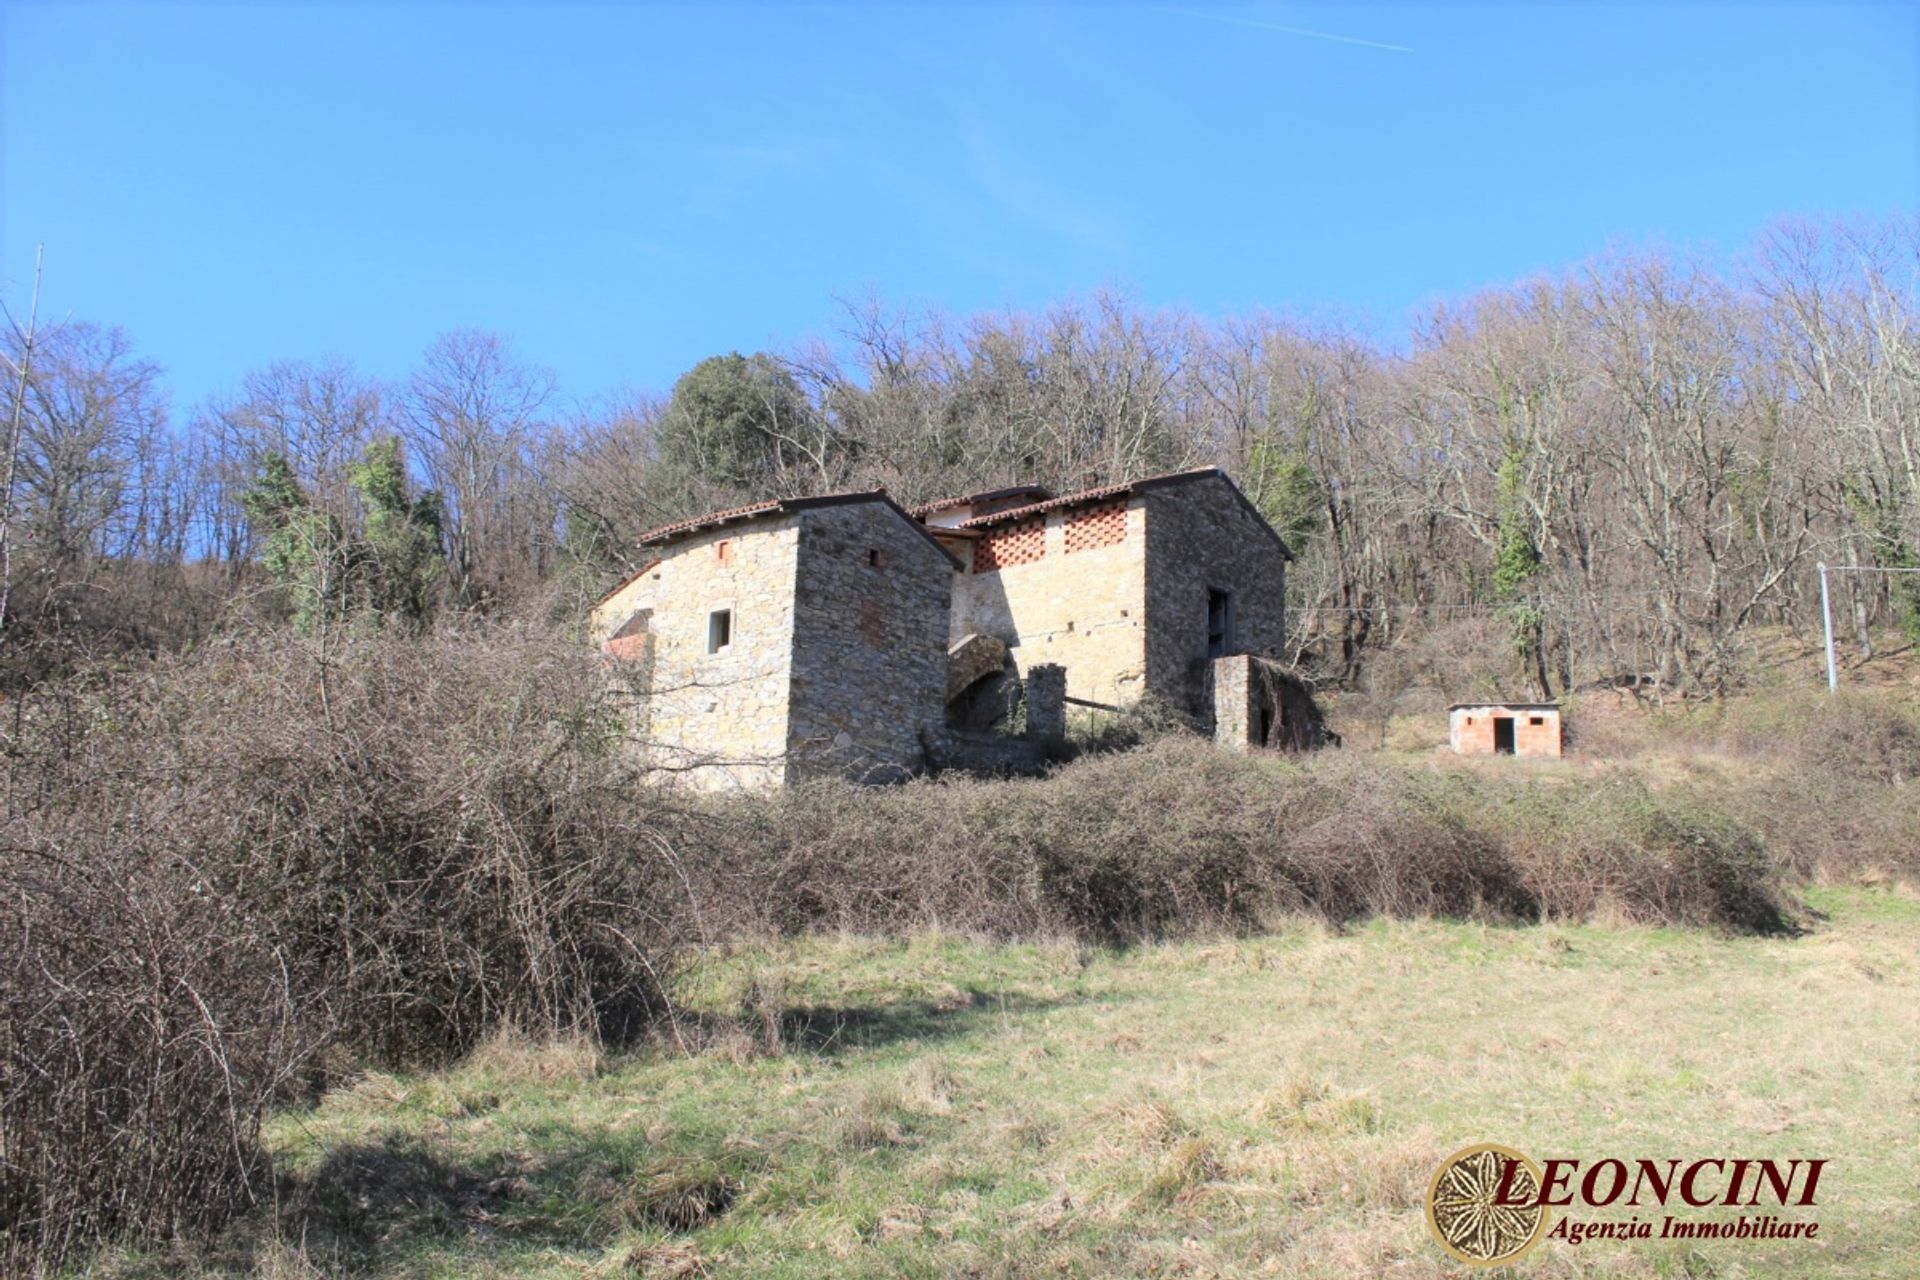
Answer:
[910,484,1055,517]
[955,466,1295,560]
[954,467,1216,528]
[632,489,964,568]
[634,498,789,545]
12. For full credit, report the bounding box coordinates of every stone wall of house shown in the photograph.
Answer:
[949,498,1149,708]
[1143,475,1290,723]
[589,567,657,644]
[639,519,801,790]
[785,503,955,782]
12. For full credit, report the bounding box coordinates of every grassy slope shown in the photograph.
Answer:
[115,885,1919,1280]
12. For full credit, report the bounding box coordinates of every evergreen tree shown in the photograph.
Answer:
[1246,433,1324,553]
[1493,442,1551,697]
[240,452,355,633]
[656,352,821,491]
[348,438,443,626]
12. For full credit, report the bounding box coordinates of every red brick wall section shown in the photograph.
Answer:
[1515,713,1562,757]
[974,517,1046,573]
[1064,501,1128,553]
[603,632,653,664]
[1450,708,1562,757]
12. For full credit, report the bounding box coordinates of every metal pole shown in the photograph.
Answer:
[1818,561,1838,693]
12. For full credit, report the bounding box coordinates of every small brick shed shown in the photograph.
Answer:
[1449,702,1562,758]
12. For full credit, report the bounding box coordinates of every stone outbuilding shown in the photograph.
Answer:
[1448,702,1563,758]
[591,467,1307,788]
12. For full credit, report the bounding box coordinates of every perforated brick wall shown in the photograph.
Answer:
[1064,500,1128,554]
[974,517,1046,573]
[950,501,1149,709]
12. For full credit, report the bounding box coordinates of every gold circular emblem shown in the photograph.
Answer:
[1426,1143,1551,1266]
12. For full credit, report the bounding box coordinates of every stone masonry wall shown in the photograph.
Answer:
[637,518,801,790]
[1211,654,1258,752]
[589,568,656,645]
[785,503,955,782]
[949,499,1148,708]
[1143,475,1289,724]
[1023,663,1068,740]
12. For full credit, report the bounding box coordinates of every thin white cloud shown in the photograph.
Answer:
[1155,6,1415,53]
[959,119,1129,259]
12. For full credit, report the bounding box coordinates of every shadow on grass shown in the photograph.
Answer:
[764,986,1091,1055]
[179,986,1107,1277]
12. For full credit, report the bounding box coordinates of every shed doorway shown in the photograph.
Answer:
[1492,717,1515,755]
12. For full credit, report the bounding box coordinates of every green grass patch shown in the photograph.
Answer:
[96,887,1920,1279]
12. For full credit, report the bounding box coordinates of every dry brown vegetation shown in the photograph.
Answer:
[8,218,1920,705]
[7,622,1919,1273]
[5,203,1918,1275]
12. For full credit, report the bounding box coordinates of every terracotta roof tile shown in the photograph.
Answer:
[910,484,1055,517]
[633,499,787,545]
[953,466,1294,560]
[954,467,1220,528]
[631,489,965,568]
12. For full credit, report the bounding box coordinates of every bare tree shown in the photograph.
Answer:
[0,245,44,641]
[402,330,556,609]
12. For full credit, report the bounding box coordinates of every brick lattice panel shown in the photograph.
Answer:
[974,518,1046,573]
[1064,501,1128,554]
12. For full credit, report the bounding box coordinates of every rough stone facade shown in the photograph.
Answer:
[591,469,1299,789]
[1211,654,1337,752]
[1212,654,1258,752]
[591,496,958,789]
[1142,473,1291,725]
[1449,703,1563,758]
[785,501,954,782]
[1023,664,1067,740]
[593,517,801,789]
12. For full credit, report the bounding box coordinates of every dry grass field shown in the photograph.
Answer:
[37,641,1920,1279]
[98,880,1919,1279]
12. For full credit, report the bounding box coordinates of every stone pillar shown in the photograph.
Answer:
[1025,664,1067,740]
[1212,654,1257,752]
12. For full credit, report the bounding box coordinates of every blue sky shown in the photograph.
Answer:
[4,2,1916,414]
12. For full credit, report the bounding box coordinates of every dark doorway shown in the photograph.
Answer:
[1493,717,1516,754]
[1207,589,1234,658]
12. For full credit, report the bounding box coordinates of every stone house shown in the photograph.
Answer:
[590,467,1302,788]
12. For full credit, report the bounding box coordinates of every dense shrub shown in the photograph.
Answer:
[0,627,687,1270]
[691,739,1795,942]
[10,624,1906,1271]
[0,839,304,1277]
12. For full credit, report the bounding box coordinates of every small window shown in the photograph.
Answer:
[1207,589,1235,658]
[1529,716,1545,726]
[868,548,887,568]
[707,609,732,653]
[1466,716,1474,725]
[715,540,732,565]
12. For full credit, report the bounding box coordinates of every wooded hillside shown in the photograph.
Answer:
[6,217,1917,695]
